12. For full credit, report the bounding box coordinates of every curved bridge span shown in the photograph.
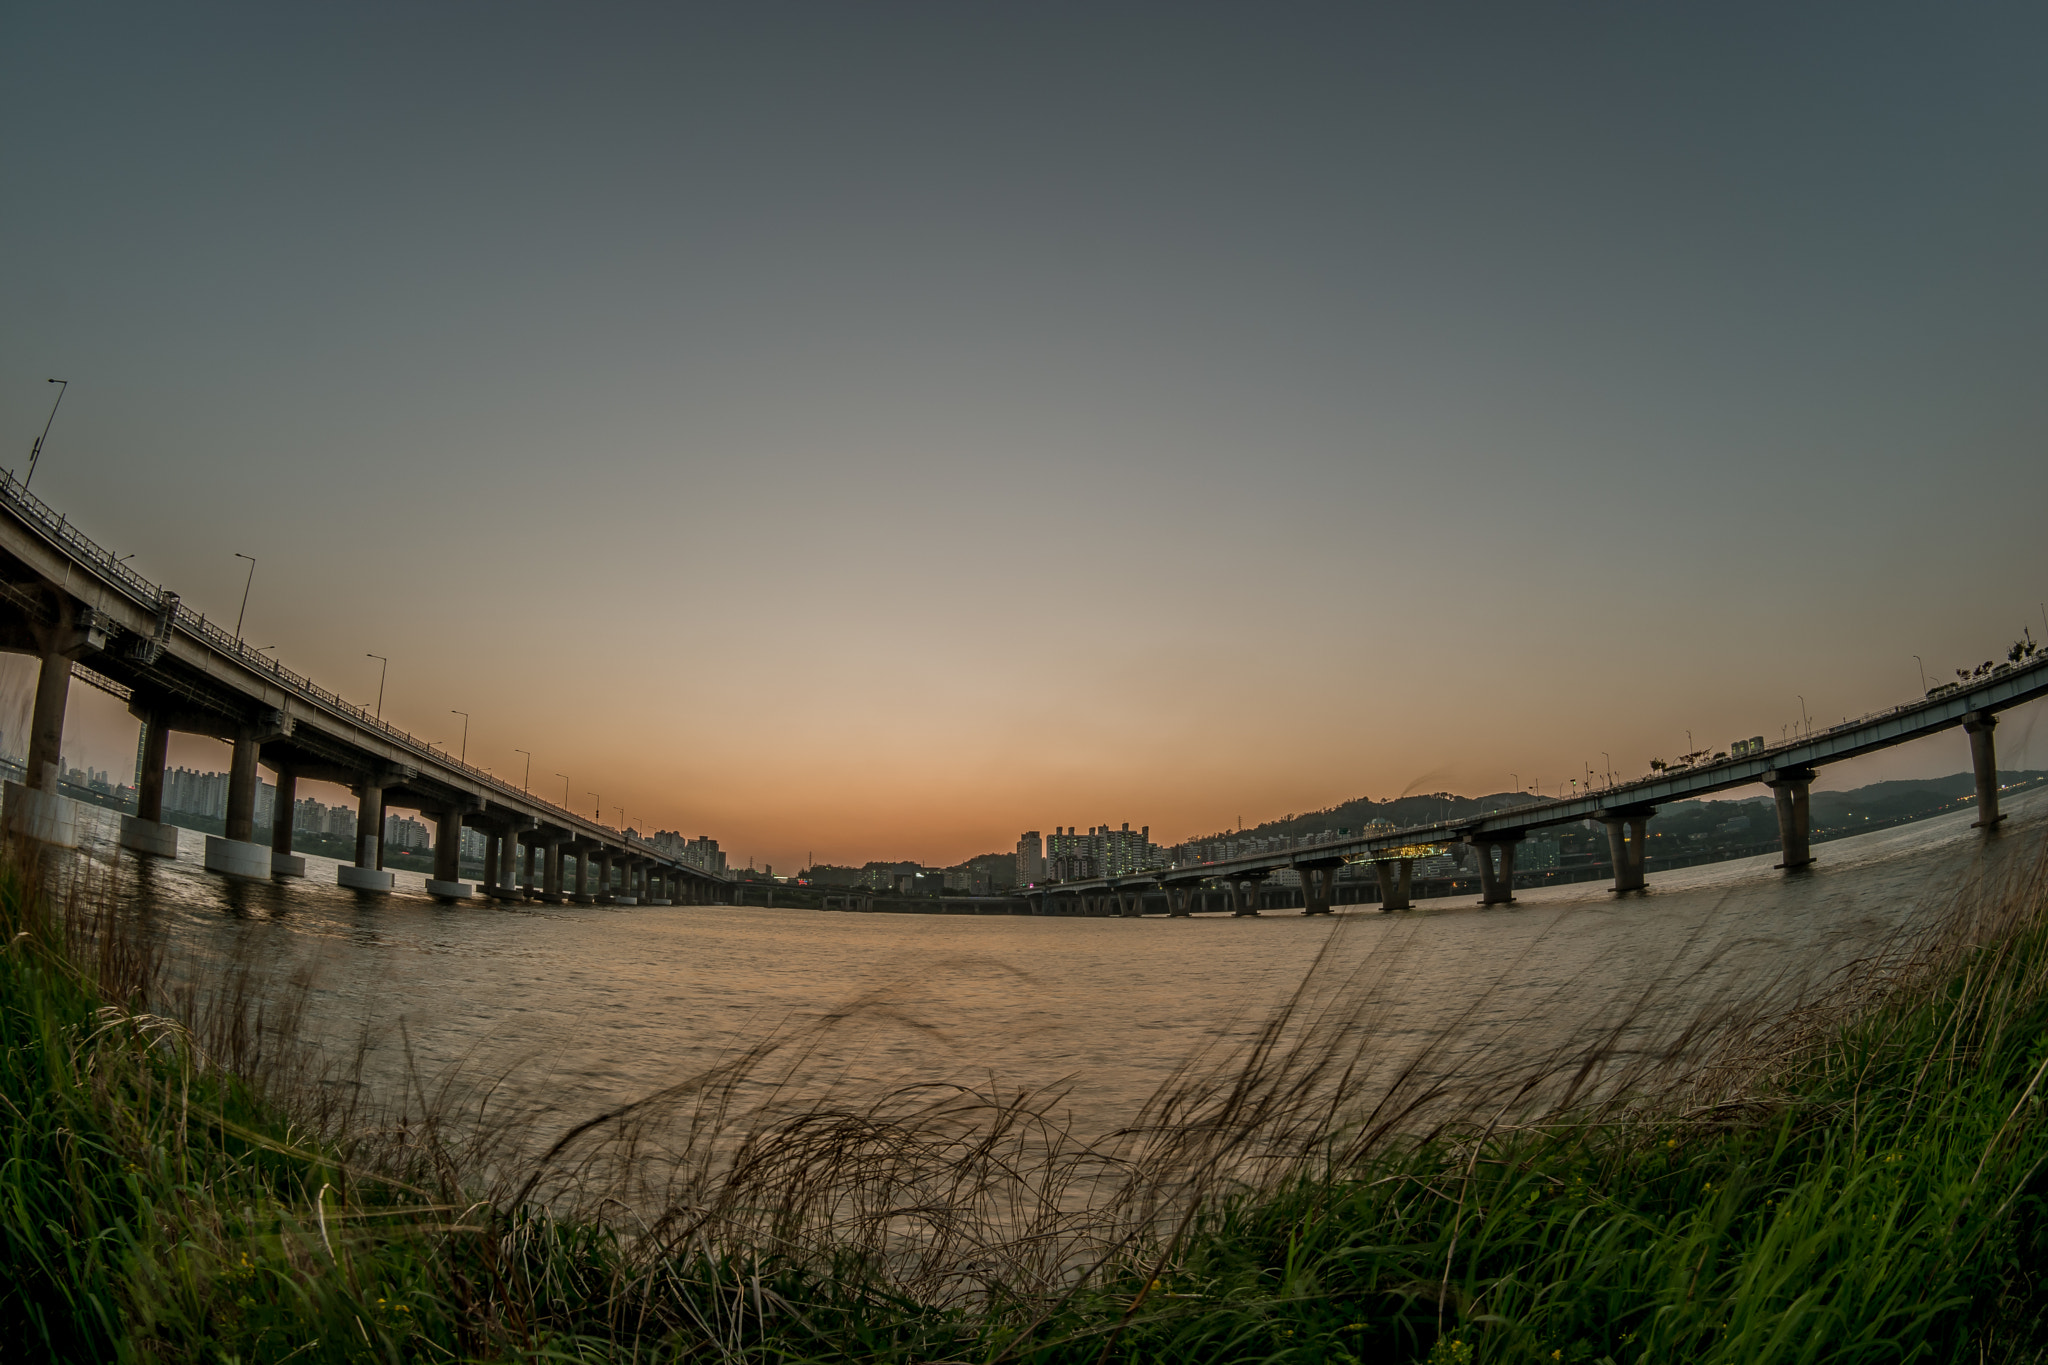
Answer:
[1033,656,2048,917]
[0,474,730,905]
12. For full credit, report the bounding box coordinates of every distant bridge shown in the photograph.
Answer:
[0,474,730,905]
[1030,654,2048,917]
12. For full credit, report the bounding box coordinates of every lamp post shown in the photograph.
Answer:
[366,654,387,721]
[1798,695,1809,736]
[1602,752,1611,786]
[1913,655,1926,695]
[515,748,531,793]
[232,553,256,644]
[556,773,569,807]
[451,710,469,763]
[588,792,600,821]
[24,379,68,491]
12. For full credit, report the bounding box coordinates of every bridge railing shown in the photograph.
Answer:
[0,470,716,877]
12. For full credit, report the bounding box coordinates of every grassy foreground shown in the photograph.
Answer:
[7,840,2048,1362]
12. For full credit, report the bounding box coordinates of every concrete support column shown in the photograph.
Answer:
[427,810,471,899]
[269,766,305,877]
[26,643,71,793]
[1166,883,1197,917]
[495,831,521,898]
[6,644,81,846]
[1467,838,1520,907]
[338,778,395,890]
[1231,875,1265,917]
[598,850,615,902]
[1374,858,1414,912]
[572,847,593,903]
[203,725,271,881]
[1964,712,2004,830]
[1299,863,1342,915]
[543,840,565,903]
[1764,770,1816,872]
[521,838,537,896]
[119,701,179,858]
[1597,805,1657,891]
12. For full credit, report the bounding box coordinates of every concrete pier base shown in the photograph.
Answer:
[1765,769,1816,871]
[1966,711,2005,829]
[337,863,395,892]
[204,835,272,881]
[613,895,639,906]
[1374,858,1414,912]
[4,782,80,848]
[118,815,181,858]
[571,893,595,904]
[539,892,566,904]
[482,884,523,900]
[271,852,307,877]
[426,879,473,899]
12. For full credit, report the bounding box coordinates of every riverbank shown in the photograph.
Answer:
[7,831,2048,1361]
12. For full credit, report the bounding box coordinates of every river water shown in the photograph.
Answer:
[74,786,2048,1144]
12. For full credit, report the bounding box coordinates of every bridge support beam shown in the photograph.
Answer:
[1113,883,1143,917]
[541,839,566,903]
[119,700,179,858]
[1230,874,1266,917]
[1374,858,1414,911]
[1764,769,1817,872]
[1298,862,1344,915]
[6,637,84,846]
[269,765,305,877]
[202,726,270,881]
[338,778,395,891]
[1598,805,1656,892]
[569,845,593,903]
[1964,711,2004,830]
[427,807,471,899]
[1465,835,1522,907]
[596,850,616,903]
[1165,882,1199,917]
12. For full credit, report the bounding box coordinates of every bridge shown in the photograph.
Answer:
[0,473,731,905]
[1028,653,2048,917]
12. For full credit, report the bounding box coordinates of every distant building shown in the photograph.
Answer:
[652,830,727,875]
[1016,831,1045,885]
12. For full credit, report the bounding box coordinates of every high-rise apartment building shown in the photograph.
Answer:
[1015,831,1045,885]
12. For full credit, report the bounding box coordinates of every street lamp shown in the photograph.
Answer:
[556,773,569,807]
[1602,752,1611,786]
[588,792,600,821]
[515,748,531,792]
[1798,695,1809,735]
[451,710,469,763]
[1913,655,1926,695]
[232,553,256,644]
[366,654,388,721]
[24,379,68,491]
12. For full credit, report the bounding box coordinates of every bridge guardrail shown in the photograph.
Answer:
[0,470,717,877]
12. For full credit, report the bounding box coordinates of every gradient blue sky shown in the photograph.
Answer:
[4,3,2045,869]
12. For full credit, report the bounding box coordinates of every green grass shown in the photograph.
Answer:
[7,839,2048,1361]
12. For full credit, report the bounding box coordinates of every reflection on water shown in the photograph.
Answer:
[77,786,2048,1139]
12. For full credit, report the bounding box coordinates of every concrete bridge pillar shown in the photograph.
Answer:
[1113,882,1143,917]
[428,808,471,899]
[1230,874,1267,917]
[338,778,395,890]
[491,827,526,899]
[5,604,104,847]
[1374,858,1414,912]
[1465,836,1522,907]
[597,849,616,902]
[269,765,305,877]
[1597,806,1656,891]
[520,837,538,897]
[203,725,271,881]
[542,839,566,903]
[118,699,179,858]
[1165,882,1199,917]
[1299,862,1344,915]
[1763,770,1816,872]
[1964,711,2004,829]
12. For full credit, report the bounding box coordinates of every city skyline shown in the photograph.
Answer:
[5,4,2046,871]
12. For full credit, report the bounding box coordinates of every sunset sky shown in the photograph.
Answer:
[4,3,2045,871]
